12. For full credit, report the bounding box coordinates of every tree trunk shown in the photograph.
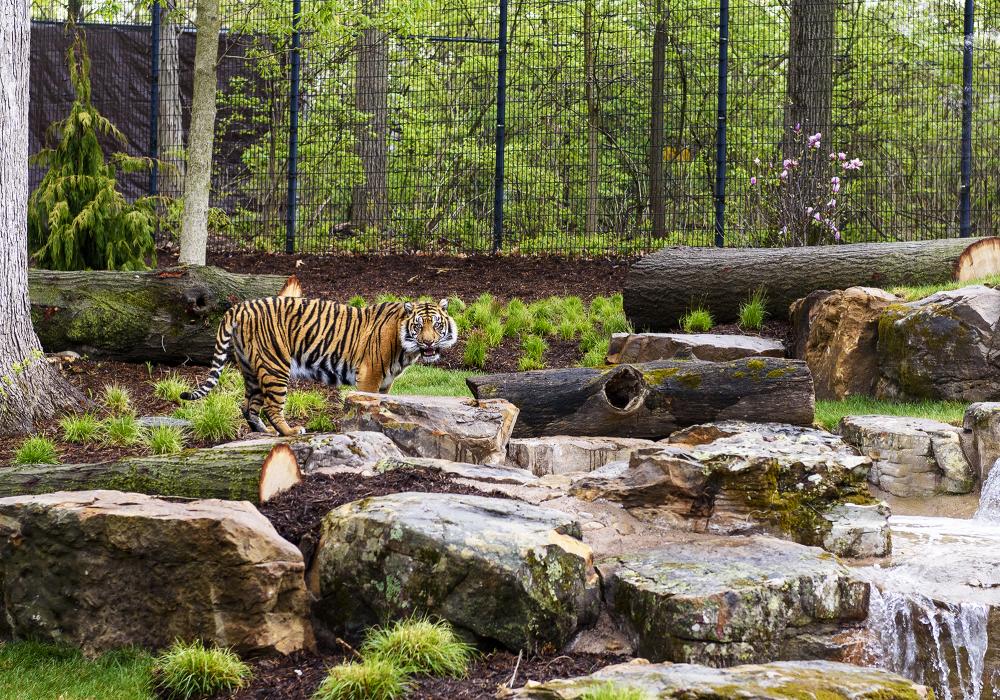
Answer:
[0,443,301,504]
[351,0,389,232]
[0,1,82,436]
[648,6,666,239]
[159,5,186,199]
[29,266,290,364]
[178,0,221,266]
[624,237,1000,330]
[584,0,600,238]
[466,358,815,439]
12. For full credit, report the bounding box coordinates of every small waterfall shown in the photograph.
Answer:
[975,460,1000,523]
[866,586,990,700]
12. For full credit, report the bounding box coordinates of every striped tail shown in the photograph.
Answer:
[179,309,237,400]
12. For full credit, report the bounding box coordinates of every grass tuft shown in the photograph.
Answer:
[680,307,714,333]
[362,617,474,678]
[60,412,102,444]
[311,658,409,700]
[14,436,60,464]
[103,413,144,446]
[814,396,966,431]
[153,373,192,403]
[153,640,250,700]
[103,384,132,415]
[146,425,186,455]
[738,288,768,331]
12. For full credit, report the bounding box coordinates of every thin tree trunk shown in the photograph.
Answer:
[159,5,186,199]
[0,0,81,436]
[179,0,221,266]
[351,0,389,232]
[649,5,666,239]
[584,0,599,238]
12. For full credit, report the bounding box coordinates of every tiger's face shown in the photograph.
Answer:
[400,299,458,363]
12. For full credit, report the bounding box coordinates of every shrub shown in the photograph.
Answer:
[153,640,250,700]
[102,384,132,415]
[680,307,714,333]
[146,425,186,455]
[311,658,409,700]
[154,373,192,403]
[463,331,489,369]
[60,413,101,444]
[361,617,474,678]
[103,414,144,446]
[14,436,59,464]
[285,390,328,420]
[185,393,241,442]
[738,288,768,331]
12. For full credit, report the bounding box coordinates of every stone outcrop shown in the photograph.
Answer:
[506,436,655,476]
[606,332,784,364]
[0,491,312,655]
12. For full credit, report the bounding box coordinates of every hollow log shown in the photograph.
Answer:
[29,266,290,365]
[466,358,815,439]
[0,444,301,504]
[624,237,1000,330]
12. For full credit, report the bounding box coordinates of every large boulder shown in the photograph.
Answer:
[839,415,975,497]
[606,332,784,364]
[572,421,887,557]
[308,492,599,652]
[506,660,931,699]
[506,436,655,476]
[0,491,312,655]
[600,537,869,666]
[877,285,1000,401]
[341,393,518,464]
[790,286,898,399]
[964,402,1000,484]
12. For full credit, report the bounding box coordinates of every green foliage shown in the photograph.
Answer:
[579,684,650,700]
[390,365,475,397]
[463,330,489,369]
[59,412,101,444]
[361,617,474,678]
[103,413,144,446]
[154,373,192,403]
[103,383,132,415]
[286,390,329,419]
[0,641,154,700]
[146,425,186,455]
[28,32,155,271]
[738,288,768,331]
[14,436,60,464]
[680,307,714,333]
[179,393,242,442]
[814,397,966,431]
[311,658,409,700]
[153,640,250,700]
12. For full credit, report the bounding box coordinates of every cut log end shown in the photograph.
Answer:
[279,274,304,298]
[259,444,302,503]
[956,238,1000,281]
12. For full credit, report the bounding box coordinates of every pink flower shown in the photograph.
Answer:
[750,176,757,186]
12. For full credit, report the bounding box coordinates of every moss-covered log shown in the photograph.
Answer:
[29,266,289,365]
[467,358,815,439]
[625,237,1000,330]
[0,443,300,504]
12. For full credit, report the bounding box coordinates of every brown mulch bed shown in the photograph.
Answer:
[158,250,634,303]
[213,650,628,700]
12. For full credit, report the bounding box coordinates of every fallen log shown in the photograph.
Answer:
[29,266,291,365]
[466,357,815,439]
[0,444,301,504]
[624,237,1000,330]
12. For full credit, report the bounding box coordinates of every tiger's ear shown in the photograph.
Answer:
[404,301,414,313]
[439,298,449,311]
[278,274,303,298]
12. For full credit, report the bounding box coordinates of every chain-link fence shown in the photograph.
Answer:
[28,0,1000,255]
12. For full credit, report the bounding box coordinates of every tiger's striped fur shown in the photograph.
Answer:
[180,297,457,436]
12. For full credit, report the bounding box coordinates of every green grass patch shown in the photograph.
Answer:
[361,617,474,678]
[286,389,329,420]
[680,307,714,333]
[103,413,145,446]
[59,412,101,444]
[390,365,475,397]
[890,274,1000,302]
[145,425,186,455]
[0,641,155,700]
[814,396,966,431]
[153,373,192,403]
[14,436,60,464]
[738,288,768,331]
[312,658,409,700]
[153,639,251,699]
[103,384,132,415]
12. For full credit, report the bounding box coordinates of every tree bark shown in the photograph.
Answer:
[624,237,1000,330]
[0,443,301,504]
[584,0,600,239]
[29,266,290,364]
[0,1,82,436]
[178,0,221,265]
[467,358,815,439]
[159,4,186,199]
[648,6,666,239]
[351,0,389,231]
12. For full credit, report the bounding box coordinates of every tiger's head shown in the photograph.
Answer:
[400,299,458,363]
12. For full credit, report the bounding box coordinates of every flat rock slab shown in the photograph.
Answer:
[507,659,931,698]
[0,490,312,655]
[506,436,655,476]
[341,393,518,464]
[606,332,785,364]
[839,415,975,497]
[308,492,599,652]
[600,537,869,666]
[573,421,886,557]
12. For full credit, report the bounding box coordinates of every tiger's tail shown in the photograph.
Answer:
[179,308,238,400]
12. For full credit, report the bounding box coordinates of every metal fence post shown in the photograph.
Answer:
[713,0,729,248]
[285,0,302,254]
[960,0,974,237]
[492,0,508,254]
[149,0,161,197]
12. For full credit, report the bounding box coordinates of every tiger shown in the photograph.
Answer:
[180,295,458,436]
